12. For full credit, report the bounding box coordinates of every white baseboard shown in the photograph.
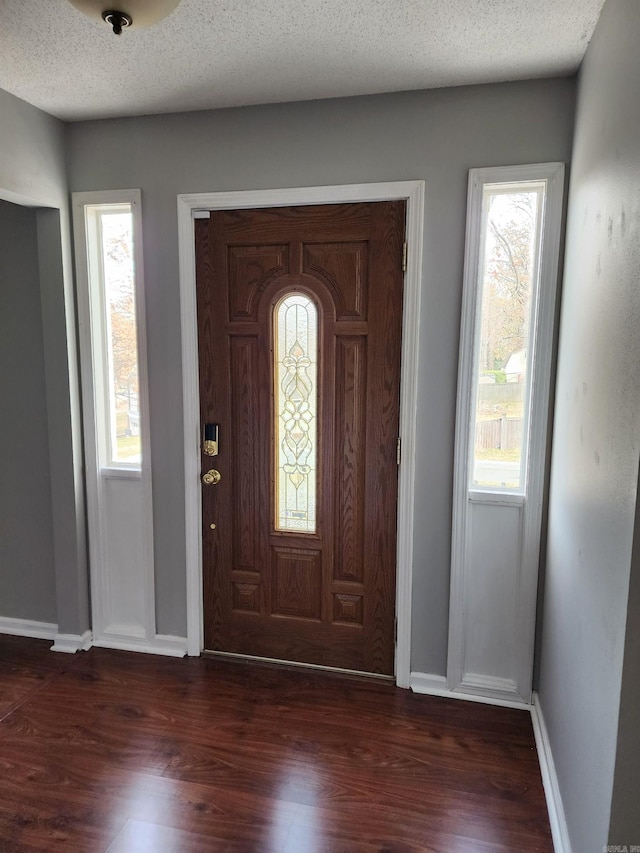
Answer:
[0,621,186,658]
[409,672,448,693]
[456,672,527,705]
[153,634,189,656]
[0,616,57,640]
[410,671,530,710]
[51,630,93,653]
[411,674,566,850]
[92,633,187,657]
[531,692,572,853]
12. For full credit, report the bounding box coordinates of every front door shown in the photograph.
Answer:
[195,201,405,675]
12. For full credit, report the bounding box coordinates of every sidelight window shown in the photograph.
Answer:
[470,183,545,492]
[72,189,155,648]
[448,163,565,700]
[274,293,318,533]
[83,203,142,468]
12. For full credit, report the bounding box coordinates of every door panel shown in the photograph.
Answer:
[195,202,405,675]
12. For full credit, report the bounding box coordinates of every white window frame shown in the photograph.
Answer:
[448,163,564,702]
[455,164,564,509]
[468,180,545,497]
[73,190,163,652]
[83,201,142,470]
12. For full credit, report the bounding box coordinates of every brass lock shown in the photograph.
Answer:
[203,424,219,456]
[202,469,221,486]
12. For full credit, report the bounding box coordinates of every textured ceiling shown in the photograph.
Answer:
[0,0,605,122]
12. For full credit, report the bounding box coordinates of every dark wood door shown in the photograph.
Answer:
[195,201,405,675]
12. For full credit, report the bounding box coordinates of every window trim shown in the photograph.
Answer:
[469,180,546,496]
[455,164,564,506]
[83,201,142,470]
[448,163,565,702]
[73,189,157,650]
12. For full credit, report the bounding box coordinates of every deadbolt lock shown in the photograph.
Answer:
[203,424,219,456]
[202,469,221,486]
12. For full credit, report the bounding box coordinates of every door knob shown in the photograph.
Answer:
[202,469,221,486]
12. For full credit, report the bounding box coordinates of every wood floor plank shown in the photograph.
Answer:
[0,636,69,722]
[106,818,247,853]
[0,637,552,851]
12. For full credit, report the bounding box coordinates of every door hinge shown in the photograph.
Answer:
[394,617,398,644]
[396,437,401,466]
[402,241,408,273]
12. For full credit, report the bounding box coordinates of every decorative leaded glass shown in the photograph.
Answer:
[274,293,318,533]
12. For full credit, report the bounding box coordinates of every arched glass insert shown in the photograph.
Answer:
[274,293,318,533]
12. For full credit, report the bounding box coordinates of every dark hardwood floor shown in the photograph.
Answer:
[0,636,552,851]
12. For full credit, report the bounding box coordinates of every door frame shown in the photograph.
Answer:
[177,181,425,688]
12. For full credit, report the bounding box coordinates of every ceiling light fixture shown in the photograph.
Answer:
[67,0,182,35]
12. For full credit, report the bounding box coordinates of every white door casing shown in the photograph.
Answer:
[178,181,425,687]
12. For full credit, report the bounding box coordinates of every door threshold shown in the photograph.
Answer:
[202,649,395,682]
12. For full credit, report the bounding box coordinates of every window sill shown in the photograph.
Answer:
[468,490,525,507]
[101,466,142,480]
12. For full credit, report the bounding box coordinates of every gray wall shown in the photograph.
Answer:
[67,78,576,661]
[0,88,66,209]
[0,201,56,622]
[537,0,640,849]
[609,486,640,842]
[0,88,89,635]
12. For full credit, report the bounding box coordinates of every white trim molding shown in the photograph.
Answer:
[51,630,93,654]
[72,190,157,652]
[455,673,523,704]
[0,617,58,641]
[410,672,448,694]
[531,693,572,853]
[178,181,425,688]
[448,163,565,703]
[92,634,187,657]
[410,671,530,710]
